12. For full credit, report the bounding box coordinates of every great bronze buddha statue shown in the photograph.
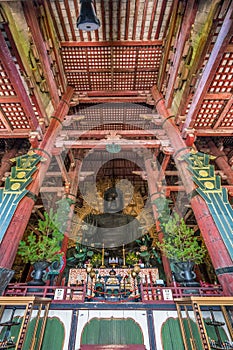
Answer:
[82,187,140,249]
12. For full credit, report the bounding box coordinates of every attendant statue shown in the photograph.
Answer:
[82,187,140,249]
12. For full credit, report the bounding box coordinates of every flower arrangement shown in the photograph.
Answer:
[125,251,138,266]
[91,253,102,267]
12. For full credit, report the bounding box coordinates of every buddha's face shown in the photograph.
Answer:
[104,187,124,213]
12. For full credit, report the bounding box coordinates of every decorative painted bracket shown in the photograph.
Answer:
[181,150,233,260]
[0,151,45,242]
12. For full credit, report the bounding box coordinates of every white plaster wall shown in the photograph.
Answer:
[75,309,149,350]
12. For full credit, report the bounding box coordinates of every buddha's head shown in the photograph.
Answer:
[103,187,124,213]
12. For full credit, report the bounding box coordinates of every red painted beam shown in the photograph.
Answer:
[61,40,163,47]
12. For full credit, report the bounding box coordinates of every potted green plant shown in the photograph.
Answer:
[18,210,64,285]
[157,212,206,283]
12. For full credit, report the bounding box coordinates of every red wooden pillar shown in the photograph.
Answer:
[0,86,74,268]
[151,86,233,295]
[61,158,82,254]
[144,156,172,285]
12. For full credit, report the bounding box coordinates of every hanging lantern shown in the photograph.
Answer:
[77,0,100,31]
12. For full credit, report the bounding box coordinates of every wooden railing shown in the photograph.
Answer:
[140,283,224,302]
[3,283,86,303]
[3,282,224,303]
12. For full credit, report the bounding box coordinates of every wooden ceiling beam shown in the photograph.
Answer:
[78,90,148,97]
[140,0,149,41]
[59,129,163,138]
[132,0,139,40]
[55,140,162,149]
[76,96,149,103]
[54,0,69,41]
[0,96,23,103]
[0,131,29,138]
[157,0,179,90]
[109,0,113,42]
[42,0,67,93]
[100,0,106,41]
[205,93,232,100]
[23,0,60,107]
[182,2,233,133]
[93,0,99,41]
[61,40,162,47]
[177,1,220,116]
[46,0,62,41]
[195,128,233,136]
[124,0,130,40]
[165,0,198,107]
[154,0,167,39]
[117,0,122,40]
[64,0,76,41]
[147,0,158,40]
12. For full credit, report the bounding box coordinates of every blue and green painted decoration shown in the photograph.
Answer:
[0,151,44,242]
[181,150,233,260]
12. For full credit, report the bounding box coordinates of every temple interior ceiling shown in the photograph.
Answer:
[0,0,232,137]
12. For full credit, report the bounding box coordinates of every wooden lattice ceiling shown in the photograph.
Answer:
[61,43,162,93]
[0,0,232,138]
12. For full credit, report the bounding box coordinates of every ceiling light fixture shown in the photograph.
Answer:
[77,0,100,31]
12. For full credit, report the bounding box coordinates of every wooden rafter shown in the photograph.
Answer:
[165,0,197,107]
[93,0,99,41]
[23,0,60,107]
[64,0,76,41]
[55,0,69,41]
[140,0,149,41]
[46,0,62,41]
[154,0,167,39]
[125,0,130,41]
[158,0,178,90]
[132,0,139,41]
[147,0,158,41]
[177,0,220,116]
[100,0,106,41]
[117,0,122,41]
